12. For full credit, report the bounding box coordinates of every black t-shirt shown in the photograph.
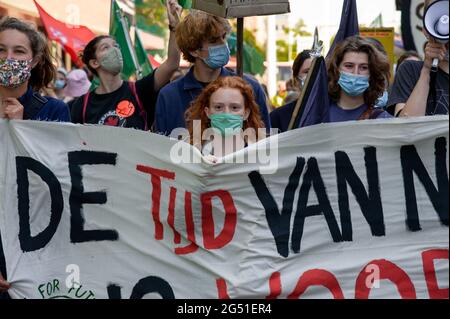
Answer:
[71,72,158,130]
[387,61,449,116]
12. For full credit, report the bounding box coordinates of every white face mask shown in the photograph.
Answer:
[297,75,306,89]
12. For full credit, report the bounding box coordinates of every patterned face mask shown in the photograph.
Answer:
[0,58,33,88]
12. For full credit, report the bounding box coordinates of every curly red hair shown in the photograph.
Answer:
[186,76,265,147]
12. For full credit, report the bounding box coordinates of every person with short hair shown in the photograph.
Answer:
[155,10,270,136]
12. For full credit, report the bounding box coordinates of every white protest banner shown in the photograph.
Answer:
[0,116,448,299]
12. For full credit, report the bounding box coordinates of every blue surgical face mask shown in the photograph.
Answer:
[54,79,66,90]
[338,72,370,97]
[375,90,389,108]
[201,43,230,70]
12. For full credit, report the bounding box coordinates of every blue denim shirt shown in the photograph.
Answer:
[155,67,271,135]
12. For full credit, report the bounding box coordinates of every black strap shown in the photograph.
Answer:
[23,92,48,120]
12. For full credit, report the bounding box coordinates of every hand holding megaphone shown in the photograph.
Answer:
[423,0,449,72]
[422,41,448,70]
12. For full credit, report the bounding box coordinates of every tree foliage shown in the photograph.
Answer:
[135,0,167,37]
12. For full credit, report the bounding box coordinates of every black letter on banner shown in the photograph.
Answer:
[292,157,342,254]
[0,230,7,280]
[249,157,305,258]
[68,151,119,243]
[107,277,175,299]
[16,157,63,252]
[107,284,122,299]
[335,147,385,241]
[401,137,449,231]
[130,277,175,299]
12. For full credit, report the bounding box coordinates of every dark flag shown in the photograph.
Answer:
[326,0,360,59]
[287,57,329,130]
[288,0,359,130]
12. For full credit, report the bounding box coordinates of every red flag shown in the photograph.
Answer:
[33,0,96,66]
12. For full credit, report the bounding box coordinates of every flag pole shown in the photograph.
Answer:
[287,28,323,131]
[237,17,244,77]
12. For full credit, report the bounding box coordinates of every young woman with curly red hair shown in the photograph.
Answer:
[186,76,265,162]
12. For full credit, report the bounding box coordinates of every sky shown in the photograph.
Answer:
[280,0,402,54]
[289,0,401,30]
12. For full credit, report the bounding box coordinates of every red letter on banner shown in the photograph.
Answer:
[355,259,416,299]
[287,269,344,299]
[266,272,282,299]
[167,187,181,244]
[201,190,237,250]
[137,165,175,240]
[175,191,199,255]
[216,278,230,299]
[422,249,449,299]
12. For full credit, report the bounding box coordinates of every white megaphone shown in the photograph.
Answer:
[423,0,449,72]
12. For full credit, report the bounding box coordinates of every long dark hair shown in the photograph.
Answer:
[292,50,312,87]
[0,17,55,91]
[292,50,312,78]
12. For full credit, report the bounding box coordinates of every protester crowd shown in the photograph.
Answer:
[0,0,448,296]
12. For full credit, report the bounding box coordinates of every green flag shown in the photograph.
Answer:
[135,29,153,77]
[89,76,100,92]
[110,0,140,78]
[228,33,265,76]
